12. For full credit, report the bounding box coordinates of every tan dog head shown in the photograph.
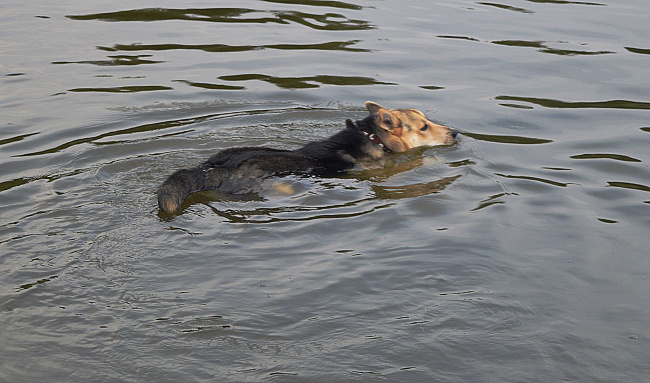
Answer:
[365,101,456,152]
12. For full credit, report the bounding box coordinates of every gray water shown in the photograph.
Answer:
[1,0,649,382]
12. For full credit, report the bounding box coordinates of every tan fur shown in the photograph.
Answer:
[365,102,455,151]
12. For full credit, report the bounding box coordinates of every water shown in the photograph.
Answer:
[1,0,648,381]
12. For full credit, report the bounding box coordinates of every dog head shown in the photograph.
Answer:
[365,101,456,152]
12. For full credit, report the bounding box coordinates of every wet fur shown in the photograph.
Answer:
[158,102,456,214]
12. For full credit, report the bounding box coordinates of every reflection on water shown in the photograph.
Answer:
[371,175,460,200]
[68,85,174,93]
[18,275,59,291]
[97,40,371,54]
[495,172,572,187]
[203,197,394,224]
[496,96,650,110]
[462,132,552,145]
[218,73,395,89]
[570,153,642,162]
[607,181,650,193]
[438,35,615,56]
[0,133,38,147]
[161,158,460,222]
[260,0,364,10]
[436,35,480,42]
[53,55,163,66]
[492,40,614,56]
[67,6,374,31]
[625,47,650,55]
[0,177,31,193]
[17,105,317,158]
[471,192,511,211]
[524,0,605,5]
[477,2,535,14]
[173,80,245,91]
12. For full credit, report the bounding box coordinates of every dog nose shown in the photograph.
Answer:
[450,129,458,138]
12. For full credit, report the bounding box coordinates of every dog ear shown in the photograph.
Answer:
[345,119,357,129]
[366,101,402,135]
[378,109,402,136]
[365,101,385,115]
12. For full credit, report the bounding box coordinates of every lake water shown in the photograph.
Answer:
[1,0,648,381]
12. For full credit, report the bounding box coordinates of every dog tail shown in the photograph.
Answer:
[157,166,214,214]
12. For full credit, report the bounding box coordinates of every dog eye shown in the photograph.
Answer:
[420,124,428,131]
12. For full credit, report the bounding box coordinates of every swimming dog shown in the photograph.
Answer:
[157,102,457,214]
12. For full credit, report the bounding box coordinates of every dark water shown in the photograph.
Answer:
[1,0,649,381]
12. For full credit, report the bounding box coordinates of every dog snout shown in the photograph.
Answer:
[450,129,458,138]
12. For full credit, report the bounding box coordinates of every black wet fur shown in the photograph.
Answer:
[157,116,382,214]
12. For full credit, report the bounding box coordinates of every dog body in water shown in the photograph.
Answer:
[158,102,457,214]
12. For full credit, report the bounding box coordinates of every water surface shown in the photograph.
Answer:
[1,0,648,381]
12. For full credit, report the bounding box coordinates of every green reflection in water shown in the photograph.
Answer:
[536,47,612,56]
[625,47,650,55]
[420,85,444,91]
[492,40,614,56]
[607,182,650,193]
[492,40,545,48]
[0,177,31,193]
[496,96,650,110]
[218,74,395,89]
[0,132,39,147]
[570,154,642,163]
[68,85,173,93]
[68,8,254,22]
[67,7,374,31]
[477,2,535,14]
[463,132,552,145]
[437,36,614,56]
[260,0,364,10]
[436,35,480,42]
[496,173,571,187]
[173,80,245,91]
[0,169,88,192]
[53,55,163,66]
[499,103,534,110]
[471,192,511,212]
[98,40,370,53]
[524,0,605,5]
[19,275,59,291]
